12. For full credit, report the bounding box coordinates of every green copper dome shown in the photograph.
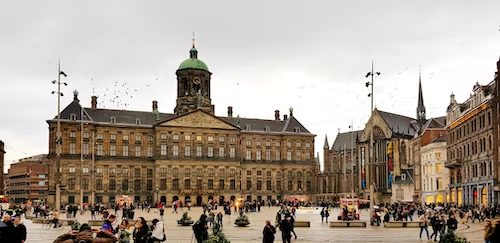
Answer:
[178,47,209,71]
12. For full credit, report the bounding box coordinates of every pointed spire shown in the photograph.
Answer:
[189,32,198,59]
[323,134,329,149]
[417,65,426,125]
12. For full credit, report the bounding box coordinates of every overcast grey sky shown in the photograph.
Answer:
[1,0,499,171]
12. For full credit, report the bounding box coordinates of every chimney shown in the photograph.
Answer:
[152,100,158,111]
[91,96,97,109]
[211,105,215,114]
[284,114,288,120]
[275,110,280,120]
[228,106,233,118]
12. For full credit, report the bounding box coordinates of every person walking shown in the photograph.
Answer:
[193,214,209,243]
[12,216,27,243]
[279,214,293,243]
[418,212,430,241]
[263,220,277,243]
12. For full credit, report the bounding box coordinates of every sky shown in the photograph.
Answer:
[1,0,499,172]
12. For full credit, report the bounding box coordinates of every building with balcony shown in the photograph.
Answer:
[45,42,318,207]
[5,154,49,204]
[445,80,495,206]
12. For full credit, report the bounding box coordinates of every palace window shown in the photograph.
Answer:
[246,140,252,146]
[287,151,292,161]
[185,145,191,157]
[135,145,141,157]
[96,179,103,190]
[122,167,129,175]
[172,179,179,190]
[134,180,141,191]
[266,180,272,190]
[83,143,89,155]
[110,134,116,140]
[185,135,191,141]
[196,135,202,141]
[247,170,252,176]
[69,167,76,173]
[147,180,153,191]
[219,136,225,142]
[296,142,301,147]
[84,132,90,139]
[208,180,214,189]
[276,181,281,190]
[148,136,153,142]
[160,179,167,190]
[196,179,202,190]
[246,150,252,160]
[296,151,302,160]
[97,144,103,156]
[208,146,214,157]
[147,145,153,157]
[287,141,292,147]
[306,143,310,148]
[196,146,202,157]
[68,178,76,190]
[110,117,116,123]
[82,167,89,174]
[109,167,116,175]
[135,135,141,142]
[276,151,281,160]
[208,136,213,142]
[229,147,235,158]
[70,131,76,138]
[69,143,76,154]
[266,150,271,160]
[276,141,281,147]
[229,136,236,143]
[134,168,141,177]
[230,180,236,190]
[257,180,262,190]
[257,140,261,146]
[110,144,116,156]
[219,180,224,190]
[246,180,252,190]
[109,179,116,191]
[266,140,271,147]
[82,178,89,190]
[288,181,293,191]
[160,144,167,155]
[219,147,225,157]
[172,168,179,175]
[122,135,129,141]
[173,145,179,156]
[97,133,104,140]
[266,171,272,177]
[96,167,103,174]
[256,150,262,160]
[173,134,179,140]
[305,152,311,160]
[122,145,129,156]
[160,133,167,140]
[307,181,312,191]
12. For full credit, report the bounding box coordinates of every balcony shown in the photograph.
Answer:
[445,158,461,168]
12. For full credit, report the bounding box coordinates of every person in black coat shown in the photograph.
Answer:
[279,215,292,243]
[12,217,27,243]
[263,220,276,243]
[1,215,14,242]
[132,217,149,243]
[193,214,209,243]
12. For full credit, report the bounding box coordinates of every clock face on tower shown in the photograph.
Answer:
[193,77,201,85]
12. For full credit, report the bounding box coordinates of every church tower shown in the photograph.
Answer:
[416,66,426,126]
[174,36,213,115]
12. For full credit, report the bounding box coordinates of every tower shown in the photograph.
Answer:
[174,35,213,115]
[0,140,5,195]
[416,66,426,126]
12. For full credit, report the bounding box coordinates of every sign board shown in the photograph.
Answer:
[296,206,321,214]
[116,195,134,206]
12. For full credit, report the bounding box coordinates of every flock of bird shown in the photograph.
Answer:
[85,78,155,109]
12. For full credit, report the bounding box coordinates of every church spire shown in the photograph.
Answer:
[323,134,329,150]
[417,65,426,125]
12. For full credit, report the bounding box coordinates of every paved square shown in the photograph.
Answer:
[23,207,485,243]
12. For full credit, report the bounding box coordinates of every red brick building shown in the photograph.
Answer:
[5,154,49,204]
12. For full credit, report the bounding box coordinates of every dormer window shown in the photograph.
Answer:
[265,126,270,132]
[402,174,406,180]
[110,117,116,123]
[293,127,300,133]
[70,114,77,121]
[245,125,251,130]
[135,118,141,125]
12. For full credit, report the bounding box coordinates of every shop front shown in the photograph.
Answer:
[449,179,495,206]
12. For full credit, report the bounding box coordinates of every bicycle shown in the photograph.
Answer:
[43,219,68,230]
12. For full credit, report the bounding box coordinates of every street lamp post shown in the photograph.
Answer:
[349,122,355,198]
[51,61,68,210]
[365,60,380,204]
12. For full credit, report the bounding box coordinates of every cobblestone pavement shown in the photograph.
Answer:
[24,207,486,243]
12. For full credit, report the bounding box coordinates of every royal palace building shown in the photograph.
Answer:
[445,81,495,206]
[46,43,318,207]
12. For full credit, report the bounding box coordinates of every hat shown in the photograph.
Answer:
[79,223,91,232]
